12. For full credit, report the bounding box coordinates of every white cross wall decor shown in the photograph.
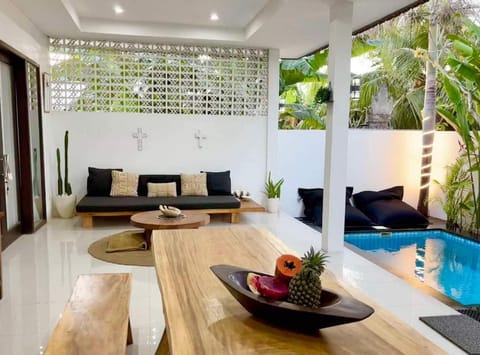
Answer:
[132,128,148,151]
[194,129,207,149]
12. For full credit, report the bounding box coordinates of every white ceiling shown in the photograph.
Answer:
[11,0,425,58]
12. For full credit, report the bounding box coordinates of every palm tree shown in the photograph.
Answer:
[417,0,475,216]
[417,0,440,216]
[351,0,473,214]
[355,18,428,129]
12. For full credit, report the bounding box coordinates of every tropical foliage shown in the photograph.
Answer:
[278,0,475,131]
[432,18,480,234]
[433,154,472,230]
[279,39,375,129]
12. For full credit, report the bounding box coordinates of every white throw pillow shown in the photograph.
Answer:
[180,173,208,196]
[110,171,139,196]
[147,182,177,197]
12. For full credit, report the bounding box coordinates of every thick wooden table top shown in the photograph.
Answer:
[152,226,444,355]
[130,210,210,230]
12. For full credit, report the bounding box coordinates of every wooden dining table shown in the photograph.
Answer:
[152,226,444,354]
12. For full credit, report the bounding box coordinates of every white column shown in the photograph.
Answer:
[322,1,353,252]
[266,49,279,177]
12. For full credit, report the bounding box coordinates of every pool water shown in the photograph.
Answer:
[344,230,480,306]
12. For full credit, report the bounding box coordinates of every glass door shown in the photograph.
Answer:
[0,62,20,232]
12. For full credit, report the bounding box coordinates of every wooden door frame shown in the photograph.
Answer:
[0,41,46,249]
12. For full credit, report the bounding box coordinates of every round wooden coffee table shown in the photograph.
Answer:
[130,210,210,249]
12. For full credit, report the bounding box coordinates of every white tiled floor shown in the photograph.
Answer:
[0,212,465,354]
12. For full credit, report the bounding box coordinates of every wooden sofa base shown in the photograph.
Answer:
[77,200,265,228]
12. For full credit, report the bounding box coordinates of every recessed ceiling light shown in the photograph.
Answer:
[210,12,219,21]
[114,5,124,14]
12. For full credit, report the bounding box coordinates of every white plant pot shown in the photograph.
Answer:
[267,198,280,213]
[54,194,77,218]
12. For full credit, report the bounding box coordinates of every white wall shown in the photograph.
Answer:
[0,0,50,215]
[279,130,459,219]
[46,113,268,204]
[0,0,48,67]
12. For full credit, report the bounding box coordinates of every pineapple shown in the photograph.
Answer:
[287,247,328,308]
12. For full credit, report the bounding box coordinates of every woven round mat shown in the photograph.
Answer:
[88,231,154,267]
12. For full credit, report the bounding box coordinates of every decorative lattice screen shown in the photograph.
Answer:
[49,38,269,116]
[27,63,38,112]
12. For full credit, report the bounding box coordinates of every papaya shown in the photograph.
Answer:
[274,254,302,282]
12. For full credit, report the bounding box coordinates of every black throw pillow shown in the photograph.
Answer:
[87,167,123,196]
[202,171,231,195]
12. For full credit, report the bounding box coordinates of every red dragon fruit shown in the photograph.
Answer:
[256,276,289,300]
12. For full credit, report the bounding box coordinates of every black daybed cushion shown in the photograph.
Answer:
[353,185,403,211]
[311,202,373,228]
[87,167,123,196]
[137,175,181,196]
[76,195,241,213]
[298,188,323,220]
[298,186,354,222]
[353,186,429,229]
[344,205,375,229]
[202,171,232,195]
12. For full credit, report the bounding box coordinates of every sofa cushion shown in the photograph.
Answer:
[137,174,181,196]
[76,195,241,212]
[181,173,208,196]
[87,167,123,196]
[203,171,231,195]
[110,171,139,196]
[147,182,177,197]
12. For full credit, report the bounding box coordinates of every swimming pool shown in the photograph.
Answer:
[344,230,480,306]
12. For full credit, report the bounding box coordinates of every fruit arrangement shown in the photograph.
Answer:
[246,247,328,308]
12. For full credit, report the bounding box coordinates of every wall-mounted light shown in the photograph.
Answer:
[114,5,124,14]
[350,78,361,100]
[210,12,219,21]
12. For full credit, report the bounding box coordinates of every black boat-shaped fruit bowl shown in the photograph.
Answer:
[210,264,374,330]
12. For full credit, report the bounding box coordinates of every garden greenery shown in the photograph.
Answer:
[434,19,480,235]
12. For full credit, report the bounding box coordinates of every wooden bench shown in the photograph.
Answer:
[45,273,133,355]
[78,199,266,228]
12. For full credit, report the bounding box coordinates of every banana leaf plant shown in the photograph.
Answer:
[435,19,480,234]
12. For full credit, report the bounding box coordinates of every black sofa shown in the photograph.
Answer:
[76,168,242,227]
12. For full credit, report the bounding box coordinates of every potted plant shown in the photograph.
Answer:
[53,130,76,218]
[264,172,284,213]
